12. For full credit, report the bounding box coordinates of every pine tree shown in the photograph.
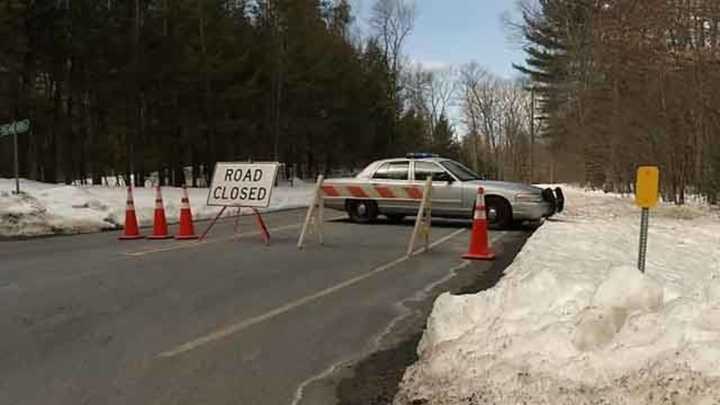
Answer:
[430,113,459,159]
[514,0,598,184]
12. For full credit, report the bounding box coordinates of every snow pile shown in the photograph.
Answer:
[0,178,313,237]
[396,185,720,404]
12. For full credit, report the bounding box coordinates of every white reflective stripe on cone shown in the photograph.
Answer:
[180,186,191,209]
[474,204,486,220]
[157,187,163,207]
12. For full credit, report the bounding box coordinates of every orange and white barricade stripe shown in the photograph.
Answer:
[319,183,425,201]
[297,176,433,256]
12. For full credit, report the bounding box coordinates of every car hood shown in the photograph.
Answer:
[465,180,544,194]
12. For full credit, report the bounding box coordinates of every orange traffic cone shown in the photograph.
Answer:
[175,185,199,240]
[147,185,173,239]
[463,187,496,260]
[119,186,143,240]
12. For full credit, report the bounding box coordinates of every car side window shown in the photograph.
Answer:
[373,162,409,180]
[414,161,450,182]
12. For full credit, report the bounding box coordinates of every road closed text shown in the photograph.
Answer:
[212,185,267,201]
[224,168,264,183]
[207,162,279,208]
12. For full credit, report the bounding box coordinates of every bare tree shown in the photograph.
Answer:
[460,62,503,176]
[498,81,531,181]
[404,63,457,144]
[459,62,533,181]
[370,0,417,151]
[370,0,417,82]
[459,62,490,172]
[425,67,457,136]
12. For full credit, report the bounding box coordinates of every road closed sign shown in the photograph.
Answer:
[207,162,280,208]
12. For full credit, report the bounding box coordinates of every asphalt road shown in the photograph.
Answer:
[0,209,530,405]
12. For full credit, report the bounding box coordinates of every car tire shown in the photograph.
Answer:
[346,200,378,224]
[386,214,405,223]
[484,196,512,230]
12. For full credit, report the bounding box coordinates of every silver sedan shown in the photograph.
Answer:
[324,155,564,228]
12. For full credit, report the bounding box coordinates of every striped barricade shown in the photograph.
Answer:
[297,176,434,256]
[320,183,425,201]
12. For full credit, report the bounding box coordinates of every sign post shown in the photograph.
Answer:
[1,119,31,194]
[635,166,660,273]
[202,161,280,244]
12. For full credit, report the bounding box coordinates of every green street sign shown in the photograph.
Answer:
[0,119,31,139]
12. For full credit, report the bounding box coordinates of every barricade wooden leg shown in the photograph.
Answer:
[423,187,433,252]
[298,175,324,249]
[407,178,433,256]
[317,194,325,245]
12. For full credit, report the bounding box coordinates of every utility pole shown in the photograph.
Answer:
[529,86,535,184]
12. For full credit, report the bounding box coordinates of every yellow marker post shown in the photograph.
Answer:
[635,166,660,273]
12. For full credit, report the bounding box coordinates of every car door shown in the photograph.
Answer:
[411,161,464,216]
[369,161,415,214]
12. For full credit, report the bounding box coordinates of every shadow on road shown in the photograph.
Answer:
[330,216,541,232]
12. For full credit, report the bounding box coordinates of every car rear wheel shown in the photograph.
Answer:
[346,200,378,223]
[484,196,512,230]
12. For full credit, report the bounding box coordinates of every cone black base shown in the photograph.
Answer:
[147,234,173,240]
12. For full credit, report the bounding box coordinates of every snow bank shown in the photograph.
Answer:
[397,185,720,404]
[0,178,313,237]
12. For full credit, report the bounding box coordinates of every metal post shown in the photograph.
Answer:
[13,123,19,194]
[638,208,649,273]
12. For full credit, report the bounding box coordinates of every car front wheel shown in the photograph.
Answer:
[346,200,378,223]
[484,196,512,229]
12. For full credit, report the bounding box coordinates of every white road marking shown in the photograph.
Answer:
[157,228,468,359]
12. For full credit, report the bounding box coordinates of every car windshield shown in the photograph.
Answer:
[440,160,482,181]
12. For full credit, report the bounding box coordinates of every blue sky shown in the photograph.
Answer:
[352,0,527,78]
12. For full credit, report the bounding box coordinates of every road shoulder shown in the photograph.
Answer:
[297,229,533,405]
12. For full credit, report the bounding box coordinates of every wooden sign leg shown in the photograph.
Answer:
[253,208,271,246]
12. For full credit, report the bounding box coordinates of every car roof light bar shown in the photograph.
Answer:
[405,153,439,159]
